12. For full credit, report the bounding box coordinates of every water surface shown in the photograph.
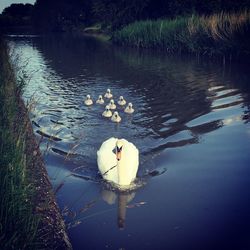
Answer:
[8,34,250,250]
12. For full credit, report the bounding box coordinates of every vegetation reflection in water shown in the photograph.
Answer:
[8,34,250,249]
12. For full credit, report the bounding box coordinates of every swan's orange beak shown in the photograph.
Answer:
[116,151,121,161]
[116,146,122,161]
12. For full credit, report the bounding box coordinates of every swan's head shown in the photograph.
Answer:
[119,96,124,101]
[105,105,110,111]
[128,102,133,108]
[107,88,111,93]
[116,139,123,161]
[110,99,115,105]
[99,95,103,100]
[86,94,90,99]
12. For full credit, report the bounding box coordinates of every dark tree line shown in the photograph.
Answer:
[2,3,33,17]
[0,4,33,28]
[1,0,250,32]
[32,0,250,31]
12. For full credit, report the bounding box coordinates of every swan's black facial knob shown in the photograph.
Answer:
[116,146,123,153]
[113,146,122,154]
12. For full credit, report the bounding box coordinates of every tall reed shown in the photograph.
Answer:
[113,10,250,60]
[0,39,40,249]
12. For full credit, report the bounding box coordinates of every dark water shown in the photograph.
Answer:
[8,34,250,250]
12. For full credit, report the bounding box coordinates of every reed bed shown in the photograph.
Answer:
[113,10,250,59]
[0,39,40,249]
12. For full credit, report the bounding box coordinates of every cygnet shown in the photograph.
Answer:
[84,94,93,106]
[124,102,134,114]
[111,111,121,123]
[118,96,126,106]
[109,99,116,110]
[104,88,113,99]
[96,95,105,104]
[102,105,112,118]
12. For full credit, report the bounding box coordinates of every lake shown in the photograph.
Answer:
[8,34,250,250]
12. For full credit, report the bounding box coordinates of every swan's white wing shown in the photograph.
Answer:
[121,139,139,182]
[97,137,118,183]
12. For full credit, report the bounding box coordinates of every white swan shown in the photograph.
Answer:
[97,137,139,187]
[109,99,116,110]
[102,105,112,118]
[111,111,121,123]
[124,102,134,113]
[104,88,113,99]
[84,94,93,106]
[118,96,126,106]
[96,95,105,104]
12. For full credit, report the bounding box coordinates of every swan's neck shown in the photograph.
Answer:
[117,158,129,186]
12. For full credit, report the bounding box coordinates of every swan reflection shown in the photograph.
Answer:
[101,188,136,229]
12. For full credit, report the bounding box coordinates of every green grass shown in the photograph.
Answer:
[112,10,250,60]
[0,38,40,249]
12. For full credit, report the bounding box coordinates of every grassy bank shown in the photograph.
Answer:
[0,39,71,249]
[113,10,250,60]
[0,38,40,249]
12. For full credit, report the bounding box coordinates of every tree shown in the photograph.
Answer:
[0,3,34,27]
[2,4,33,18]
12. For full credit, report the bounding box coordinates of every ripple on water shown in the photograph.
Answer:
[211,91,243,108]
[188,119,223,134]
[51,119,64,125]
[51,147,78,158]
[187,85,245,129]
[186,104,244,128]
[208,85,227,92]
[214,88,239,97]
[36,129,62,141]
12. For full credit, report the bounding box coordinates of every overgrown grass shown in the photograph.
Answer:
[0,38,40,249]
[113,10,250,60]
